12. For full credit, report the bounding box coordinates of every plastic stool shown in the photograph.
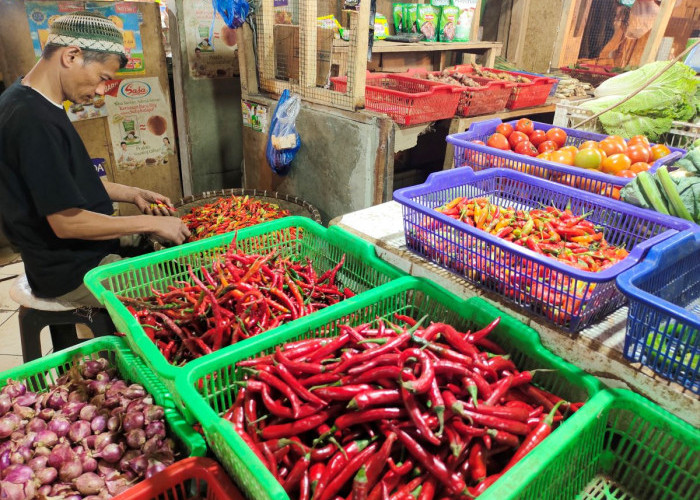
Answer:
[9,275,115,362]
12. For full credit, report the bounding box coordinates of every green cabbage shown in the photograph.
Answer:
[580,62,698,141]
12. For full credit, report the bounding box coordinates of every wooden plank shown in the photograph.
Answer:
[497,0,512,47]
[335,40,502,53]
[169,4,192,196]
[299,0,318,89]
[471,0,482,42]
[350,5,371,109]
[640,0,676,64]
[237,24,259,97]
[373,117,393,205]
[482,44,501,68]
[507,0,531,65]
[520,0,564,72]
[260,0,275,80]
[551,0,575,69]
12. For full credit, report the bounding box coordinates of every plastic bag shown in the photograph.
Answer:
[266,90,301,176]
[212,0,249,29]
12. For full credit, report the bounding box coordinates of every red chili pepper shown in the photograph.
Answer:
[261,411,330,440]
[399,348,434,394]
[335,408,407,430]
[318,442,379,500]
[469,442,487,482]
[504,401,564,472]
[314,385,373,402]
[348,389,401,411]
[399,385,441,446]
[282,453,310,493]
[388,425,466,495]
[352,466,369,500]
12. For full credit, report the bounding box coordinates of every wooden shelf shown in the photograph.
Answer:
[335,40,502,53]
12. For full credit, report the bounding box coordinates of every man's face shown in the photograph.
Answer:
[62,51,120,104]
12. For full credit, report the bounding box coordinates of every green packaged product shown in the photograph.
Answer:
[439,5,459,42]
[393,3,404,34]
[416,4,438,42]
[452,0,477,42]
[431,0,450,6]
[403,4,418,34]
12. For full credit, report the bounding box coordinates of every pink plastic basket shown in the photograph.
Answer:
[402,68,515,117]
[331,73,461,125]
[450,65,557,109]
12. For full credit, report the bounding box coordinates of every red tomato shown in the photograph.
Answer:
[618,170,636,178]
[579,140,599,150]
[514,141,538,157]
[550,150,575,166]
[545,128,567,147]
[630,162,650,173]
[627,143,651,164]
[515,118,534,136]
[628,135,651,147]
[650,144,671,161]
[496,123,514,138]
[508,131,529,149]
[599,139,626,157]
[528,130,547,147]
[487,133,510,151]
[601,154,631,175]
[538,140,558,154]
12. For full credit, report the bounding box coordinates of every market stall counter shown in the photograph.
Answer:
[330,201,699,426]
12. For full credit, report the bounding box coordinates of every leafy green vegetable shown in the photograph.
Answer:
[674,148,700,174]
[675,175,700,223]
[580,62,698,141]
[657,167,694,221]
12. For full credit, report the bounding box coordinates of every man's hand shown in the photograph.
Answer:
[132,188,176,216]
[150,217,191,245]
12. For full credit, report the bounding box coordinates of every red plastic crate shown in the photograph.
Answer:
[114,457,243,500]
[450,65,557,110]
[402,68,515,117]
[331,73,461,125]
[560,64,621,87]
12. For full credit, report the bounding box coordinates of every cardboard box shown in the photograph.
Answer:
[274,25,335,86]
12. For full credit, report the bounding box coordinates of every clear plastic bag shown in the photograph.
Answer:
[212,0,250,29]
[266,90,301,176]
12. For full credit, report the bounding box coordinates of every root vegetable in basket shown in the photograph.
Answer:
[224,316,585,499]
[425,68,483,87]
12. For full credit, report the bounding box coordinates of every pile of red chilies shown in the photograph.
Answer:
[226,315,583,499]
[122,244,352,365]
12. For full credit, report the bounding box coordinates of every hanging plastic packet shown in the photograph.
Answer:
[212,0,250,30]
[266,90,301,176]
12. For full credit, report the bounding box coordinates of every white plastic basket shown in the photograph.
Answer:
[553,99,699,150]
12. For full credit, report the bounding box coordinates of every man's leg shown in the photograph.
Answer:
[54,254,123,307]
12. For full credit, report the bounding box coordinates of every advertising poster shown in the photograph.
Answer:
[182,0,239,79]
[104,78,175,171]
[24,1,145,75]
[241,101,268,134]
[63,93,109,122]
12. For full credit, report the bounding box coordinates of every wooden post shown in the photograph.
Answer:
[640,0,675,64]
[507,0,531,66]
[260,0,275,81]
[237,24,259,96]
[471,0,482,42]
[349,3,371,109]
[299,0,318,90]
[550,0,575,69]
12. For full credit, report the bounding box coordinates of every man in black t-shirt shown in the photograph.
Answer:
[0,11,190,307]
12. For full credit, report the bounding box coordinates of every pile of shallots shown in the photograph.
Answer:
[0,357,176,499]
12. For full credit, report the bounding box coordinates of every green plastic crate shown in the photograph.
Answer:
[483,389,700,500]
[0,336,206,460]
[83,217,405,423]
[175,276,603,500]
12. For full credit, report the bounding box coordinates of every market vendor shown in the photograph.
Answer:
[0,11,190,307]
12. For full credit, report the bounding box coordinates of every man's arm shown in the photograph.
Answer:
[101,179,174,215]
[47,208,190,244]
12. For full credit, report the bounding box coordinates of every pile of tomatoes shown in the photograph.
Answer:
[476,118,672,178]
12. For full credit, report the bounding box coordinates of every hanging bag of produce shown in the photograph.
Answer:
[212,0,250,29]
[266,89,301,176]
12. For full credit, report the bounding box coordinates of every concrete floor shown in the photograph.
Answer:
[0,255,56,371]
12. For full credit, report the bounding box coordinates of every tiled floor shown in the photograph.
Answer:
[0,255,55,372]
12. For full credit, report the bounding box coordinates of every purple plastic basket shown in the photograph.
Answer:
[393,168,694,332]
[448,119,684,200]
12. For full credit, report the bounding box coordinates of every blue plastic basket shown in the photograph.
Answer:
[393,168,695,332]
[616,230,700,393]
[447,119,684,200]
